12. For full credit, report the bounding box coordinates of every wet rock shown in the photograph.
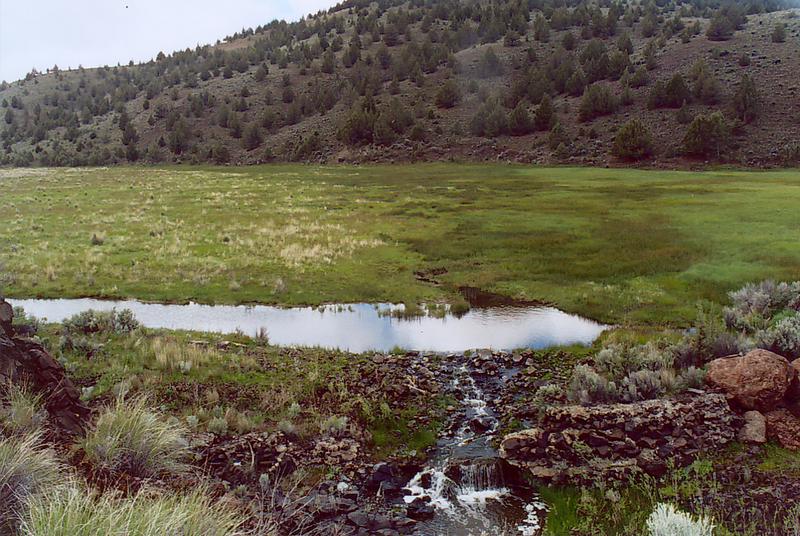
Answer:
[706,349,795,411]
[469,416,493,433]
[738,411,767,444]
[406,497,435,520]
[765,409,800,450]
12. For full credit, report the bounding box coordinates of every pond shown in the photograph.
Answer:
[7,298,607,353]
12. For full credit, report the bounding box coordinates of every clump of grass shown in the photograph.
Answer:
[0,432,62,533]
[0,382,46,435]
[20,482,245,536]
[150,337,215,372]
[80,397,190,478]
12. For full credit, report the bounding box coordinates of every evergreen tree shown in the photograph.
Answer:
[733,75,759,123]
[612,118,653,160]
[534,95,554,131]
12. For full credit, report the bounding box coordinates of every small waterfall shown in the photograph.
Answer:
[402,363,546,534]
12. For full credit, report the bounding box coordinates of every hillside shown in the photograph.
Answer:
[1,0,799,168]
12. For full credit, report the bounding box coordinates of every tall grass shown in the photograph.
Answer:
[0,432,62,533]
[80,397,190,478]
[20,482,245,536]
[1,382,45,435]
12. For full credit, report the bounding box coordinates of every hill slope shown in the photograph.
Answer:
[1,0,799,168]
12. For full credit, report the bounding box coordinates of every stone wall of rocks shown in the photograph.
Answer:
[500,393,736,484]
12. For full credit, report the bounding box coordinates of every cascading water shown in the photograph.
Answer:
[402,365,547,535]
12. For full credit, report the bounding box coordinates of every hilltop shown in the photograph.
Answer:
[1,0,799,168]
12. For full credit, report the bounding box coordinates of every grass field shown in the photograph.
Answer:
[1,164,799,325]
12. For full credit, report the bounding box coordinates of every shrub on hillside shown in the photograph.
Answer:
[612,119,654,160]
[578,84,617,122]
[733,75,759,124]
[80,397,189,478]
[435,79,460,108]
[682,112,729,158]
[469,98,508,137]
[508,103,533,136]
[648,73,691,109]
[772,23,786,43]
[0,433,62,533]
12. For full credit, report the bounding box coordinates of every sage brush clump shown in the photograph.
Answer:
[63,308,140,335]
[646,503,714,536]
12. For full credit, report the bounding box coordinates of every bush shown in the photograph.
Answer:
[756,314,800,359]
[733,75,759,123]
[578,84,617,122]
[682,112,729,158]
[646,503,714,536]
[477,47,503,78]
[534,94,554,131]
[706,14,734,41]
[566,365,618,405]
[508,103,532,136]
[20,482,245,536]
[728,280,800,318]
[469,98,508,137]
[612,119,654,160]
[648,74,690,109]
[621,369,667,402]
[435,80,460,108]
[772,23,786,43]
[80,397,190,478]
[0,432,62,533]
[63,309,140,335]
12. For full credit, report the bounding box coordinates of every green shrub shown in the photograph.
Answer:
[566,365,619,405]
[0,432,62,533]
[508,103,532,136]
[612,119,654,160]
[469,98,508,137]
[772,23,786,43]
[648,73,690,109]
[80,397,190,478]
[578,84,617,122]
[733,75,759,123]
[435,80,460,108]
[63,309,140,335]
[756,314,800,359]
[682,112,729,158]
[534,94,554,131]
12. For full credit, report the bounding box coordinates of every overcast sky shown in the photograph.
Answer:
[0,0,336,82]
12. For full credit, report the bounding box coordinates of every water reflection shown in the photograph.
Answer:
[8,298,607,353]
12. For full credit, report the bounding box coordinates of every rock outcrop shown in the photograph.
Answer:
[705,349,796,411]
[0,299,90,435]
[500,394,735,483]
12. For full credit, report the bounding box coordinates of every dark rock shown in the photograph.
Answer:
[406,497,435,520]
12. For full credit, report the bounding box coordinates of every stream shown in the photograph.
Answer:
[403,364,546,535]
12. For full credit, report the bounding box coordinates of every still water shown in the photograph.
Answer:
[8,298,607,353]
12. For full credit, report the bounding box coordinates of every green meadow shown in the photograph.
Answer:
[1,164,799,325]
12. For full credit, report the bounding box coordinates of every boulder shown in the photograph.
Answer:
[406,497,435,520]
[738,410,767,443]
[500,394,735,484]
[706,349,796,411]
[765,409,800,450]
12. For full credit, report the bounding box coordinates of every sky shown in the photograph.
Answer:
[0,0,336,83]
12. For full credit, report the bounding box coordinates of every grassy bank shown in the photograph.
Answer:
[2,164,799,324]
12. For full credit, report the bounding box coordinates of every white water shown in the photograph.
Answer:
[402,366,546,535]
